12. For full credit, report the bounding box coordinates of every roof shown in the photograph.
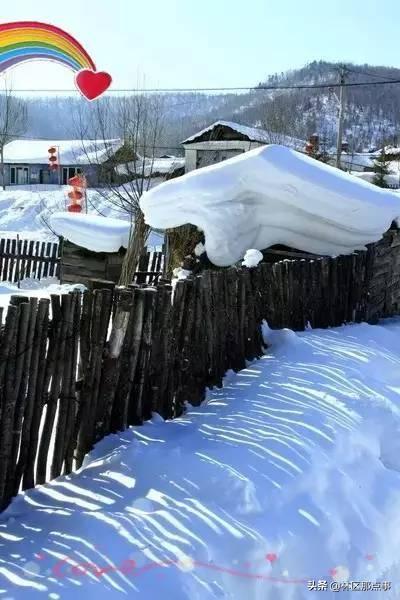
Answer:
[3,139,123,165]
[140,144,400,266]
[116,156,185,177]
[340,152,376,169]
[382,145,400,157]
[181,120,305,150]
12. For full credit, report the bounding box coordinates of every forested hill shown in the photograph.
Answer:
[17,60,400,154]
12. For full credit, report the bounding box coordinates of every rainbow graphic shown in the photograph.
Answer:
[0,21,96,73]
[0,21,112,100]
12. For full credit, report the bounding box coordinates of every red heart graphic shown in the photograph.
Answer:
[265,553,278,563]
[75,70,112,101]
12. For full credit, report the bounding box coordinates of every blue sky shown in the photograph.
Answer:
[0,0,399,92]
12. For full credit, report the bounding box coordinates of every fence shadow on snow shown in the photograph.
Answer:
[0,226,399,510]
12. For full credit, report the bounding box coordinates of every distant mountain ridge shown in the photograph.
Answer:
[16,60,400,155]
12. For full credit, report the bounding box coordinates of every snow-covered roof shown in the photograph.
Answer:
[340,152,376,169]
[382,145,400,157]
[352,171,400,187]
[140,144,400,266]
[181,120,305,150]
[49,212,130,252]
[116,156,185,177]
[3,139,123,165]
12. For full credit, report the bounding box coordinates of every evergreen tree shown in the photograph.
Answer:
[373,148,390,188]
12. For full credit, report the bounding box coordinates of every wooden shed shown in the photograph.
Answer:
[59,238,125,287]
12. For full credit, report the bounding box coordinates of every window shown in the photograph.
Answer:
[62,167,79,185]
[10,166,29,185]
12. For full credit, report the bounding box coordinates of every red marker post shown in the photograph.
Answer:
[67,174,86,213]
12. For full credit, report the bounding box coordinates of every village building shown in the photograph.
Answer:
[0,138,125,187]
[181,120,305,172]
[337,152,377,172]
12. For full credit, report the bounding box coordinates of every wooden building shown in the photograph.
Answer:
[59,239,125,287]
[181,120,305,172]
[1,138,125,187]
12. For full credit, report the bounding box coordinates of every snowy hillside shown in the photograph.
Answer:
[1,319,400,598]
[15,61,400,154]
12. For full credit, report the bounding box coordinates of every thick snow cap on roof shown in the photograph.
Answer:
[3,139,122,165]
[340,152,376,170]
[116,156,185,177]
[49,212,130,253]
[181,120,305,150]
[140,144,400,267]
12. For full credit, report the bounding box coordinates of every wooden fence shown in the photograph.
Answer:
[0,236,162,287]
[0,227,399,511]
[133,249,164,284]
[0,237,60,284]
[0,270,264,510]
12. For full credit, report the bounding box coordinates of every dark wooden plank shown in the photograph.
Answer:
[0,239,5,281]
[8,239,16,282]
[2,239,10,281]
[41,242,52,279]
[36,295,64,484]
[16,298,49,491]
[51,294,74,479]
[7,299,38,500]
[25,240,35,279]
[112,288,145,431]
[64,292,82,473]
[97,289,134,438]
[49,242,59,278]
[23,299,50,490]
[0,305,19,508]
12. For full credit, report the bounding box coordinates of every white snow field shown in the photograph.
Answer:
[140,144,400,266]
[1,319,400,599]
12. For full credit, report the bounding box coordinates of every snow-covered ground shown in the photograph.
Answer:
[0,279,85,311]
[0,185,164,248]
[1,319,400,599]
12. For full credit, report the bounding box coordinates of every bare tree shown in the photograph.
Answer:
[73,93,165,285]
[262,92,303,144]
[0,80,27,190]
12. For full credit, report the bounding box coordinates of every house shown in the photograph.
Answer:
[181,120,305,172]
[337,152,377,172]
[1,138,124,187]
[115,156,185,180]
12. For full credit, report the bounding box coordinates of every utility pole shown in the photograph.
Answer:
[335,66,346,169]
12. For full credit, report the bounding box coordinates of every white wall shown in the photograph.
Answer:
[183,141,263,172]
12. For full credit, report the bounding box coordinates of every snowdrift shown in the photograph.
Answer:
[140,145,400,266]
[2,319,400,598]
[49,212,131,253]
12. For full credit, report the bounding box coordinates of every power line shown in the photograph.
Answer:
[4,78,400,94]
[345,66,400,82]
